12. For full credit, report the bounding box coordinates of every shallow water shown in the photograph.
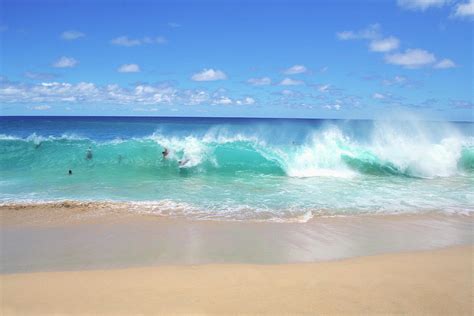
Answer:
[1,116,473,221]
[1,213,472,273]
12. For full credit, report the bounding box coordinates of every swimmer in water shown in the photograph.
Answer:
[178,158,190,167]
[162,148,169,159]
[86,146,93,160]
[68,169,72,175]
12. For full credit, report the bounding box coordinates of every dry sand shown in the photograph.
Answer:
[1,245,472,315]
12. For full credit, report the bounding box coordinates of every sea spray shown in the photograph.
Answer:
[1,116,473,220]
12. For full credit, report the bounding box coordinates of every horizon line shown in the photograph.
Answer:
[0,115,472,123]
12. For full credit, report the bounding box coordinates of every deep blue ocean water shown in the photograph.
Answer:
[1,116,473,221]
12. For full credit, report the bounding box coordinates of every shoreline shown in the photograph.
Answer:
[1,200,472,226]
[2,246,472,315]
[1,204,472,274]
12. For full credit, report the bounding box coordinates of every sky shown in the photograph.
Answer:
[0,0,473,120]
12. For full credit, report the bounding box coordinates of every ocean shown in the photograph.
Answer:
[1,116,473,221]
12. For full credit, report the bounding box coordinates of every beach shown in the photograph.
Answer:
[2,245,472,315]
[1,204,473,314]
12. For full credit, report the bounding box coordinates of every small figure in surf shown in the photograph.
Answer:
[68,169,72,175]
[85,146,93,160]
[162,147,169,159]
[178,158,190,167]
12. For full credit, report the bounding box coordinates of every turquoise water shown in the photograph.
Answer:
[1,117,473,221]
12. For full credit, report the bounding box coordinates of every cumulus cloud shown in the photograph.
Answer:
[191,69,227,81]
[323,103,341,110]
[117,64,141,73]
[453,0,474,18]
[279,78,304,86]
[60,30,85,40]
[52,56,78,68]
[111,36,166,47]
[337,24,455,71]
[433,58,456,69]
[384,49,436,68]
[397,0,448,11]
[283,65,308,75]
[369,36,400,52]
[336,24,381,40]
[212,96,233,105]
[0,81,257,108]
[235,97,256,105]
[398,0,473,20]
[338,25,399,54]
[247,77,272,86]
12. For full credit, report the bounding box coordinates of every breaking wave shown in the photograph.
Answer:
[1,122,473,179]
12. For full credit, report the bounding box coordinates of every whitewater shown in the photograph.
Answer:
[1,116,473,221]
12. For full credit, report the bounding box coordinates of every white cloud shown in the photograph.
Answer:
[453,0,474,17]
[283,65,307,75]
[213,96,233,105]
[369,36,400,52]
[191,69,227,81]
[372,93,386,99]
[0,81,259,108]
[397,0,448,11]
[323,104,341,110]
[236,97,256,105]
[30,105,51,110]
[117,64,141,73]
[247,77,272,86]
[385,49,436,68]
[168,22,181,28]
[61,30,85,40]
[336,24,381,40]
[111,36,166,47]
[279,78,304,86]
[52,56,78,68]
[433,58,456,69]
[185,90,209,105]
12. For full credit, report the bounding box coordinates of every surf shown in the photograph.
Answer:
[1,123,473,179]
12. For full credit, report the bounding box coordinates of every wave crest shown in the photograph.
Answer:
[1,122,473,178]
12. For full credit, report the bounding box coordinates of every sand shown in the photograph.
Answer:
[1,246,472,315]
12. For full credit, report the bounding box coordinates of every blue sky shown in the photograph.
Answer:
[0,0,472,120]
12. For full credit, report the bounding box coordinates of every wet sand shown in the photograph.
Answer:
[1,204,472,273]
[1,246,472,315]
[1,204,473,314]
